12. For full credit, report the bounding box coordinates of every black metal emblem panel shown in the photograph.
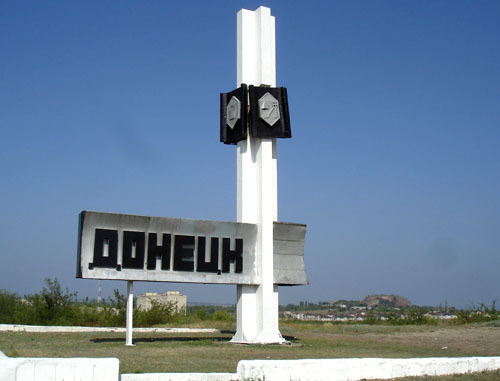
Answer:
[220,84,248,144]
[249,85,291,139]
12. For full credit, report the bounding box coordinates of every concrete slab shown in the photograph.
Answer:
[0,357,119,381]
[237,357,500,381]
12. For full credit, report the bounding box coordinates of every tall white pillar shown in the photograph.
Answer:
[231,6,284,344]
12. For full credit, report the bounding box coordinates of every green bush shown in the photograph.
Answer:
[134,300,176,327]
[0,290,19,323]
[2,282,205,327]
[105,289,127,326]
[24,278,79,325]
[212,310,231,321]
[193,307,210,321]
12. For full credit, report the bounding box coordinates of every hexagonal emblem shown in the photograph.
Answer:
[226,96,241,129]
[258,92,280,127]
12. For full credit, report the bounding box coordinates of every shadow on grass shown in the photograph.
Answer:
[91,336,230,343]
[220,330,297,342]
[91,334,298,344]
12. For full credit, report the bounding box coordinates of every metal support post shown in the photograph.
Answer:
[126,280,135,346]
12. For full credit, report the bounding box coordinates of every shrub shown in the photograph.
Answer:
[0,290,19,323]
[24,278,78,325]
[134,300,176,327]
[212,310,231,321]
[193,307,210,321]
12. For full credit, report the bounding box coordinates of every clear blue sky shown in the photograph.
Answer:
[1,1,499,308]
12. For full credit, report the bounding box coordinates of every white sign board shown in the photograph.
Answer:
[77,211,307,286]
[77,211,259,285]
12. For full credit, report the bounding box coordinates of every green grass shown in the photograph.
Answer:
[1,321,499,378]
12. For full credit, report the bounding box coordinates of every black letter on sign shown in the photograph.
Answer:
[147,233,171,270]
[92,229,118,268]
[197,237,218,273]
[222,238,243,273]
[122,231,145,269]
[173,235,195,271]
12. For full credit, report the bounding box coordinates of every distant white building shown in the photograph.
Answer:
[136,291,187,314]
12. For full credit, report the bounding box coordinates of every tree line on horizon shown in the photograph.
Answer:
[0,278,498,327]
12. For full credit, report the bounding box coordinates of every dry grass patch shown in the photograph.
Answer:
[0,322,499,375]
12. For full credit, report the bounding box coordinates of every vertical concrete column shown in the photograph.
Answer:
[232,6,284,344]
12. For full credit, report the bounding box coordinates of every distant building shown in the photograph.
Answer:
[352,306,367,310]
[136,291,187,314]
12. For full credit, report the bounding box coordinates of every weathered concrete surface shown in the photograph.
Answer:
[237,357,500,381]
[0,324,217,334]
[0,357,119,381]
[1,355,499,380]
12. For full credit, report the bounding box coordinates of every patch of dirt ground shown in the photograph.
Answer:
[348,326,500,356]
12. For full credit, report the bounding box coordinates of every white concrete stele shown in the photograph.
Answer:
[231,6,284,344]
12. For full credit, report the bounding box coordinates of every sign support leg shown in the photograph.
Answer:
[126,280,134,346]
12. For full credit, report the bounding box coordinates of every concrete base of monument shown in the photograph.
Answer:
[229,331,288,345]
[229,339,288,345]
